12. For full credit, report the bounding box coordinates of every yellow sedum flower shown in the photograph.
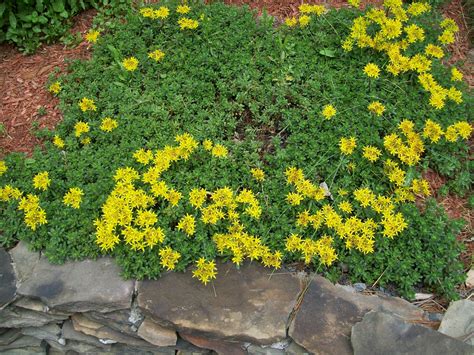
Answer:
[422,119,444,142]
[339,137,357,155]
[133,148,154,165]
[49,81,61,94]
[425,44,444,59]
[322,104,336,119]
[348,0,360,7]
[85,29,100,43]
[368,101,385,116]
[285,17,297,27]
[451,67,463,82]
[189,188,207,208]
[299,15,311,28]
[211,144,228,158]
[78,97,96,112]
[362,146,382,162]
[364,63,380,78]
[153,7,170,19]
[250,168,265,182]
[74,121,90,137]
[193,258,217,284]
[100,117,118,132]
[159,246,180,270]
[178,17,199,30]
[177,214,196,236]
[177,5,191,14]
[33,171,51,191]
[63,187,84,209]
[53,135,65,148]
[287,192,303,206]
[148,49,165,62]
[0,161,7,176]
[122,57,139,71]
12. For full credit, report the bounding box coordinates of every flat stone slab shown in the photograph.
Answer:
[0,248,16,308]
[10,242,134,313]
[289,275,425,355]
[438,300,474,345]
[137,261,302,345]
[351,311,474,355]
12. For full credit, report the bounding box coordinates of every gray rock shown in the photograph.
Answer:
[0,248,16,309]
[137,261,302,345]
[61,320,111,349]
[0,305,68,328]
[71,313,156,348]
[285,341,310,355]
[13,298,71,317]
[0,335,44,351]
[47,338,109,354]
[21,323,62,342]
[111,343,176,354]
[137,318,177,346]
[246,344,285,354]
[10,241,134,313]
[351,310,474,355]
[438,300,474,345]
[353,283,367,292]
[0,328,22,345]
[0,347,46,355]
[9,241,40,282]
[81,309,139,337]
[428,312,444,322]
[180,332,245,355]
[289,274,424,355]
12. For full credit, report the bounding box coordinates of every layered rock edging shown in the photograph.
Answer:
[1,242,472,355]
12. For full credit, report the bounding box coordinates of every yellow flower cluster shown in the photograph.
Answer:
[178,17,199,30]
[148,49,165,62]
[192,258,217,284]
[63,187,84,209]
[339,137,357,155]
[159,246,180,270]
[0,161,7,176]
[123,57,139,71]
[18,194,47,230]
[53,135,65,148]
[322,104,336,119]
[213,223,282,268]
[74,121,90,137]
[286,234,337,265]
[383,120,424,166]
[177,5,191,14]
[49,81,61,94]
[140,6,170,19]
[177,214,196,236]
[85,29,100,43]
[79,97,96,112]
[0,185,22,202]
[285,3,325,28]
[33,171,51,191]
[100,117,118,132]
[250,168,265,182]
[343,1,462,109]
[368,101,385,116]
[364,63,380,78]
[285,167,327,205]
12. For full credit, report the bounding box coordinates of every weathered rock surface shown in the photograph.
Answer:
[10,242,134,313]
[0,335,44,352]
[289,275,424,355]
[71,313,154,347]
[351,311,474,355]
[0,328,22,345]
[21,323,62,343]
[0,247,16,309]
[438,300,474,346]
[138,261,302,344]
[180,332,246,355]
[0,305,68,328]
[137,318,177,346]
[81,309,141,337]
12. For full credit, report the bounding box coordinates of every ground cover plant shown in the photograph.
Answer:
[0,0,472,300]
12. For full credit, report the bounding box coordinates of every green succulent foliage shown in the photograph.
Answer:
[0,0,131,53]
[0,0,471,300]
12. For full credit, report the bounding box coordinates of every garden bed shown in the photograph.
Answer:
[0,0,473,305]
